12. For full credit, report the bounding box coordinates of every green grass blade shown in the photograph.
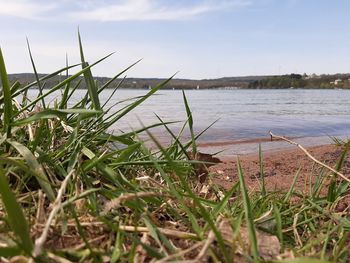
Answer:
[104,76,174,129]
[273,204,283,248]
[259,143,266,196]
[0,167,33,255]
[78,30,101,110]
[237,158,259,261]
[13,108,102,126]
[154,113,190,159]
[0,47,12,139]
[101,76,126,109]
[145,129,231,262]
[284,167,301,203]
[98,59,141,93]
[182,90,197,154]
[7,140,55,201]
[10,63,80,100]
[26,38,46,109]
[0,246,22,257]
[334,142,350,198]
[15,52,113,116]
[59,53,71,109]
[183,119,219,151]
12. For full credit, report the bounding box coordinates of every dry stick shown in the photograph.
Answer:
[195,216,223,261]
[195,229,216,260]
[47,252,74,263]
[156,241,205,263]
[33,169,76,257]
[73,235,107,250]
[134,233,149,263]
[35,222,198,240]
[269,131,350,183]
[118,225,197,240]
[293,210,303,247]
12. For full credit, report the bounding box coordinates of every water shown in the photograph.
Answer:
[28,88,350,156]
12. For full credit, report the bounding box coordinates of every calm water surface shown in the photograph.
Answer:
[30,89,350,154]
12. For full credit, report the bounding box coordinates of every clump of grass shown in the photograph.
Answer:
[0,33,349,262]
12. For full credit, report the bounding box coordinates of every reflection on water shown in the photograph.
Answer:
[27,88,350,151]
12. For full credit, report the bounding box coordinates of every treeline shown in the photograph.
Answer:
[248,73,350,89]
[7,73,258,90]
[7,73,350,90]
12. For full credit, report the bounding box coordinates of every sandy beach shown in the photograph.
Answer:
[202,138,350,196]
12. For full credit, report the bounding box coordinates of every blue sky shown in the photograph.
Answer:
[1,0,350,79]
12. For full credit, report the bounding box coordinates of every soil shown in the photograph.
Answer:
[208,144,350,194]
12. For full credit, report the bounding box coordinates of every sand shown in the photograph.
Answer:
[206,142,350,194]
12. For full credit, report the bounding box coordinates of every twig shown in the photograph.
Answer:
[73,235,106,250]
[293,210,303,247]
[118,225,198,240]
[196,216,223,261]
[156,241,205,263]
[35,221,198,240]
[195,229,215,260]
[33,169,76,257]
[134,233,149,263]
[269,131,350,183]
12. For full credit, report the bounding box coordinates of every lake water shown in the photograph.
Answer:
[29,89,350,156]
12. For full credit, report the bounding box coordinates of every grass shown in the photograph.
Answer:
[0,34,349,262]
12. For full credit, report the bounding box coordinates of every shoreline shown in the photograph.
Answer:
[197,134,349,160]
[208,142,350,195]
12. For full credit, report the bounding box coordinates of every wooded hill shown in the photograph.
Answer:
[7,73,350,89]
[6,73,266,89]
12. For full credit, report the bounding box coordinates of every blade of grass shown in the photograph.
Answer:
[237,158,259,261]
[26,38,46,109]
[13,108,102,126]
[259,143,266,196]
[15,52,113,116]
[0,47,12,139]
[9,64,80,101]
[103,75,175,130]
[0,167,33,255]
[182,90,196,155]
[78,30,100,110]
[273,204,283,249]
[8,140,55,201]
[59,53,71,109]
[145,128,231,262]
[284,167,302,203]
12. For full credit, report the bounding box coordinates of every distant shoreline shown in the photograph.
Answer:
[8,73,350,90]
[19,86,350,91]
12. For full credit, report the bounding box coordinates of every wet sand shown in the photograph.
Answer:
[198,134,350,160]
[201,137,350,195]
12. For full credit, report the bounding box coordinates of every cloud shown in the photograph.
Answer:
[0,0,251,21]
[0,0,57,19]
[68,0,252,22]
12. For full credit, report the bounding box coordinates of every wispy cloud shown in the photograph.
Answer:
[0,0,57,20]
[69,0,251,21]
[0,0,251,21]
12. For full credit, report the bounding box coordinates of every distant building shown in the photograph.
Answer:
[334,79,342,85]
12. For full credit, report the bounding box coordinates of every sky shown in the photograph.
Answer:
[1,0,350,79]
